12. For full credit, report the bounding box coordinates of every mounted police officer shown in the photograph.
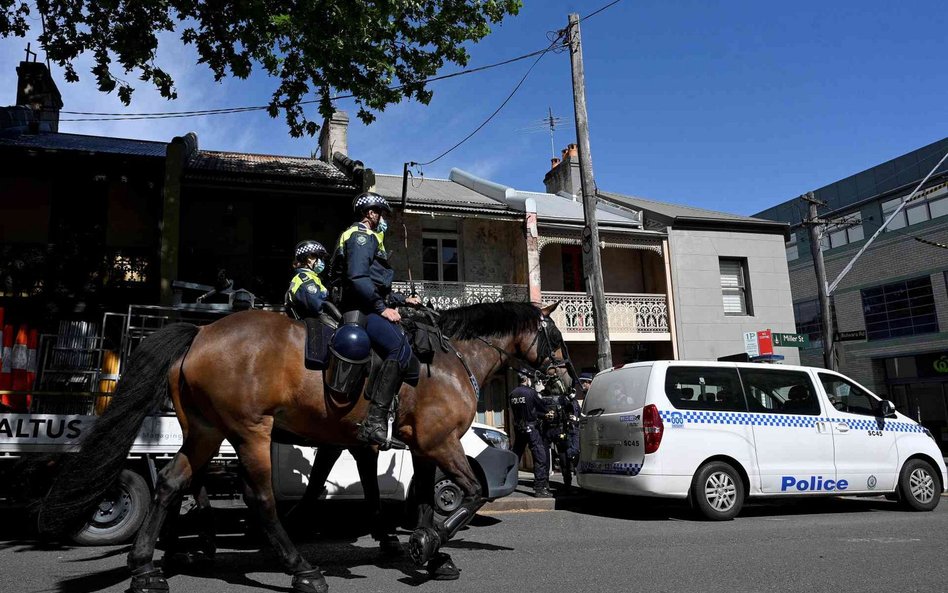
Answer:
[285,240,328,320]
[509,374,554,498]
[328,192,420,449]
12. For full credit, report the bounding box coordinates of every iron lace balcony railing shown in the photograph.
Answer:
[541,291,669,337]
[392,281,528,311]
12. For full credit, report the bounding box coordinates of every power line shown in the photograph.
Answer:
[56,0,625,123]
[57,44,556,121]
[414,32,564,166]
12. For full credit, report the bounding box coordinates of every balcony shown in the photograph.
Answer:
[542,291,671,342]
[392,281,528,311]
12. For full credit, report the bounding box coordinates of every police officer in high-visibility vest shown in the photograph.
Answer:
[286,240,329,319]
[328,192,420,449]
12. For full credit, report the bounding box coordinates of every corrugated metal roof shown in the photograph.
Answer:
[599,191,771,223]
[0,131,167,158]
[374,174,511,209]
[187,150,349,183]
[524,191,638,227]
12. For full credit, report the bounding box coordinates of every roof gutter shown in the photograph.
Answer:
[673,216,791,240]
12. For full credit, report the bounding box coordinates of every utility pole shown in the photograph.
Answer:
[802,192,836,371]
[567,12,612,370]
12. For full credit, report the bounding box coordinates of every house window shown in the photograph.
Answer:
[720,258,752,316]
[861,276,938,340]
[882,184,948,231]
[422,233,460,282]
[785,236,799,261]
[793,298,829,348]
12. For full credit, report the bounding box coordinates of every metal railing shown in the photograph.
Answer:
[392,281,528,311]
[541,291,670,336]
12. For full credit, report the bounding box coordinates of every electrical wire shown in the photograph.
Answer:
[57,44,555,121]
[56,0,625,123]
[414,32,565,166]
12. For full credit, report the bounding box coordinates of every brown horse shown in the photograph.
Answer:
[39,301,573,593]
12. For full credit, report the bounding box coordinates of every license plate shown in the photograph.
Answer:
[596,445,614,460]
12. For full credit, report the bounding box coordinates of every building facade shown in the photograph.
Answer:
[755,137,948,453]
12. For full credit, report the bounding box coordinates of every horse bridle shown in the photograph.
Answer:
[476,315,579,384]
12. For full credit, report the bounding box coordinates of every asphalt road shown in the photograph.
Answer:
[1,492,946,593]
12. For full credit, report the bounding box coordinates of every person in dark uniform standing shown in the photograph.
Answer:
[509,374,554,498]
[285,240,329,319]
[328,192,420,449]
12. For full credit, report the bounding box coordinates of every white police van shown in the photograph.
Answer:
[577,361,947,520]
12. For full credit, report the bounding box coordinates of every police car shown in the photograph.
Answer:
[577,361,947,520]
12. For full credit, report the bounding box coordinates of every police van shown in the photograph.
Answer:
[577,361,947,520]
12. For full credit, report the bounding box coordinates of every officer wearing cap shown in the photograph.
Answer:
[509,374,554,498]
[286,240,328,320]
[328,192,420,449]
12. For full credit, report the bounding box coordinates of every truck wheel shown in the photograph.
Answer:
[691,461,744,521]
[898,459,941,511]
[70,470,150,545]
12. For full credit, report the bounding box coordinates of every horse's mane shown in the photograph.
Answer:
[438,301,541,340]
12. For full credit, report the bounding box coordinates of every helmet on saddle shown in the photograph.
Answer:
[294,240,327,266]
[325,323,372,396]
[352,192,392,218]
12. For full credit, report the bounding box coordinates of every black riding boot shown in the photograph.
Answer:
[534,480,553,498]
[358,359,407,450]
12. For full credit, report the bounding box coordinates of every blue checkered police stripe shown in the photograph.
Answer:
[577,461,642,476]
[657,410,926,433]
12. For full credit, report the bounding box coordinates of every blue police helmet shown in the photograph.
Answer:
[352,192,392,217]
[331,324,372,362]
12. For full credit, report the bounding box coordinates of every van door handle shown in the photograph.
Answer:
[835,422,850,433]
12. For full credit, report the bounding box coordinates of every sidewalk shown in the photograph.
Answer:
[482,471,582,512]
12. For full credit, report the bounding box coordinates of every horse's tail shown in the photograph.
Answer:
[38,322,200,535]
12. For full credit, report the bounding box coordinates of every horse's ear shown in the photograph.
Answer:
[540,301,561,316]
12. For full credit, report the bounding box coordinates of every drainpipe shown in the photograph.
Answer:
[524,198,542,304]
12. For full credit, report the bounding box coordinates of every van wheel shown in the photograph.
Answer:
[691,462,744,521]
[70,470,150,545]
[898,459,941,511]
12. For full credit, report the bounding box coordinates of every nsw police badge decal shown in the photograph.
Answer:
[356,235,368,246]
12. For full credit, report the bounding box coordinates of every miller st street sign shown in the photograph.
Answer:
[772,332,810,348]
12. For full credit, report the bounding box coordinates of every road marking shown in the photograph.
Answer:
[842,537,921,544]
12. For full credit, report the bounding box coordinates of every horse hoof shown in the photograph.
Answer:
[292,569,329,593]
[408,527,440,566]
[427,552,461,581]
[377,534,404,557]
[130,568,169,593]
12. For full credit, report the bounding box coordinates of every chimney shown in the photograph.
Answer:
[318,110,349,162]
[543,143,582,195]
[16,61,63,133]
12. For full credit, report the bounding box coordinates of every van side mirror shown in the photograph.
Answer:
[879,400,896,417]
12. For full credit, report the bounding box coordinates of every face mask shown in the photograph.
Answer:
[377,217,388,234]
[312,259,325,274]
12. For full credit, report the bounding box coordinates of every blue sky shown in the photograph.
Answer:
[1,1,945,215]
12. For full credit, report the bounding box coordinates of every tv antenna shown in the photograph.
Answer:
[516,107,570,158]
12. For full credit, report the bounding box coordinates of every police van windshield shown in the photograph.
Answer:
[584,366,651,414]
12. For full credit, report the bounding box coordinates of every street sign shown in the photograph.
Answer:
[743,332,759,357]
[773,333,810,348]
[835,330,866,342]
[756,330,773,356]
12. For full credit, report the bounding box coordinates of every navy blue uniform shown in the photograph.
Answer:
[509,385,550,486]
[330,223,413,374]
[286,268,327,319]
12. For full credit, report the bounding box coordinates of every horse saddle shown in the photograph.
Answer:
[303,313,338,370]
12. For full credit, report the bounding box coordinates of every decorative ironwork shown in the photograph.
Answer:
[392,281,528,311]
[542,291,669,335]
[536,230,663,255]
